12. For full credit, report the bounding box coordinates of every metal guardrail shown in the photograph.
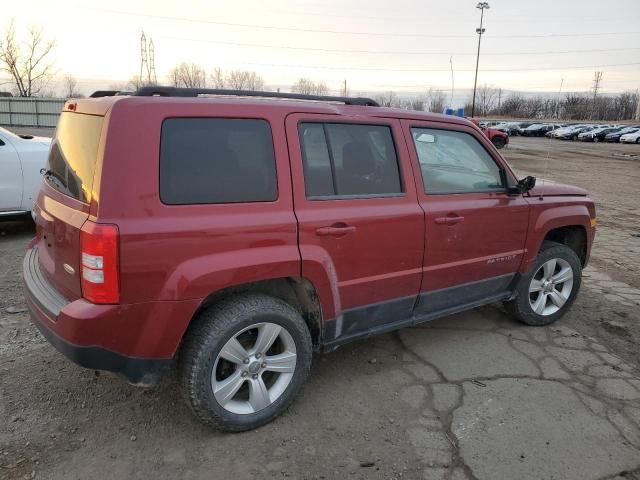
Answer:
[0,97,65,128]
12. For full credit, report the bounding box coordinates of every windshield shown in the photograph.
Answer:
[45,112,104,203]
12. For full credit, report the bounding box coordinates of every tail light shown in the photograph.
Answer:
[80,221,120,304]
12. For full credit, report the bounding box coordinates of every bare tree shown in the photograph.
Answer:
[210,67,225,88]
[563,93,590,120]
[500,93,526,117]
[426,88,446,113]
[374,91,402,108]
[477,84,498,116]
[169,62,206,88]
[62,74,80,98]
[0,20,55,97]
[409,95,427,111]
[291,78,328,96]
[314,81,329,95]
[126,75,144,91]
[227,70,265,91]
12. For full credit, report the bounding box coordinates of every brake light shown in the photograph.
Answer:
[80,221,119,304]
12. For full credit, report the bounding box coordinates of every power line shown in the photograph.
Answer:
[81,6,640,39]
[154,34,640,57]
[157,61,637,74]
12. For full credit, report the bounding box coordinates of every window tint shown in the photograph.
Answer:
[46,112,104,202]
[299,122,402,198]
[160,118,277,204]
[411,128,504,194]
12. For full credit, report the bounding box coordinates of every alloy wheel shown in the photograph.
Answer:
[528,258,574,316]
[212,322,297,415]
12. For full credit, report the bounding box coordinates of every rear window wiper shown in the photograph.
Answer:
[40,168,73,196]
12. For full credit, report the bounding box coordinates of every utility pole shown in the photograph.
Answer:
[635,88,640,121]
[590,71,602,120]
[497,88,502,112]
[471,2,490,118]
[557,78,564,118]
[449,56,455,108]
[343,79,347,96]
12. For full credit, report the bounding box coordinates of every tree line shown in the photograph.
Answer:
[464,84,639,121]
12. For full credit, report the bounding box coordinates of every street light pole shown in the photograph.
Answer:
[471,2,489,118]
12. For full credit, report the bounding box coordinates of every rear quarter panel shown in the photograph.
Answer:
[94,99,300,308]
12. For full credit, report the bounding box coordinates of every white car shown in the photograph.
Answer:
[0,127,51,215]
[620,130,640,144]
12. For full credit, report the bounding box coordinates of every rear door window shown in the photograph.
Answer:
[46,112,104,202]
[160,118,277,204]
[299,122,402,198]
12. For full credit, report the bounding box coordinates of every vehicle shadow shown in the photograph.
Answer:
[0,215,36,238]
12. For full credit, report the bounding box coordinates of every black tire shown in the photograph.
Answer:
[179,293,312,431]
[504,241,582,326]
[492,136,506,149]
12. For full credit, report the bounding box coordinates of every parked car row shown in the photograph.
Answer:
[549,124,640,143]
[485,120,640,144]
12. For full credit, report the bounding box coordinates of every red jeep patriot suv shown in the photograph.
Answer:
[24,87,596,431]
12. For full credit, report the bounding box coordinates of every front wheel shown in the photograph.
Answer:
[179,293,312,431]
[504,241,582,326]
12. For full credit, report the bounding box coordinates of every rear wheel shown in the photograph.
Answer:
[179,293,312,431]
[504,241,581,326]
[492,136,506,149]
[593,137,600,143]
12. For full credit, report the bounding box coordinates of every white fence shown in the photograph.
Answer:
[0,97,65,128]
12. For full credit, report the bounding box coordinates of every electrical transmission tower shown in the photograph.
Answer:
[139,31,157,87]
[590,71,602,120]
[148,38,157,84]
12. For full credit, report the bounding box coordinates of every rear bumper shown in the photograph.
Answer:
[27,303,169,386]
[22,247,198,386]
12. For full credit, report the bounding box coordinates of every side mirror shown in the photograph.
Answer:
[507,176,536,195]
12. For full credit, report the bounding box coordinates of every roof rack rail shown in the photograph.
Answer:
[132,86,380,107]
[89,90,133,98]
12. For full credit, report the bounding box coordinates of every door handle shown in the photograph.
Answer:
[434,216,464,225]
[316,225,357,236]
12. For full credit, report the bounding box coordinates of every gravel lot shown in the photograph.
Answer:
[1,131,639,480]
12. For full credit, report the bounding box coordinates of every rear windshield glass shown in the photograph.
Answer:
[46,112,103,203]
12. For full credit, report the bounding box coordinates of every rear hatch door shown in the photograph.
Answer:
[34,111,104,300]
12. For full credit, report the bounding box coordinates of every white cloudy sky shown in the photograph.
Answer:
[3,0,640,96]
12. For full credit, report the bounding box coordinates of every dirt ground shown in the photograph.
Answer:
[1,132,639,480]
